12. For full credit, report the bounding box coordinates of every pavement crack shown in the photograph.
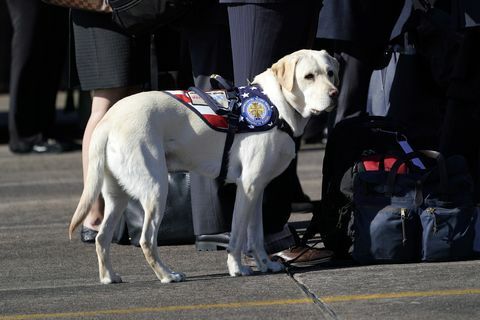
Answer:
[286,268,340,320]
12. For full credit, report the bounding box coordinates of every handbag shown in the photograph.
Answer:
[108,0,194,35]
[41,0,111,13]
[119,171,195,246]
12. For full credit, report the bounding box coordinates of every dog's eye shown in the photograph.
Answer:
[304,73,314,80]
[327,70,334,78]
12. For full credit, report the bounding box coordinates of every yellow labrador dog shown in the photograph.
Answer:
[69,49,339,284]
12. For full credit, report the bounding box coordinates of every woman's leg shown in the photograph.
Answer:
[81,86,141,231]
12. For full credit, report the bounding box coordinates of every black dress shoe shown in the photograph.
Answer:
[9,138,81,154]
[80,226,98,243]
[32,139,81,154]
[32,139,63,153]
[195,232,230,251]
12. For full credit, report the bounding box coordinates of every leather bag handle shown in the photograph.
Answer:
[386,150,448,202]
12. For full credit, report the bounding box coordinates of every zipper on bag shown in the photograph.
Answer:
[400,208,407,246]
[426,207,438,234]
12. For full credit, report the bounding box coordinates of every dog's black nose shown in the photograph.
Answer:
[328,88,338,98]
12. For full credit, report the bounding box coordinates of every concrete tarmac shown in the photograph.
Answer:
[0,103,479,319]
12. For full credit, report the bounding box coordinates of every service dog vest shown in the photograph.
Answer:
[165,85,284,134]
[165,83,294,184]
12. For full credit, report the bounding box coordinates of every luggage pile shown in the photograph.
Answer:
[303,116,480,264]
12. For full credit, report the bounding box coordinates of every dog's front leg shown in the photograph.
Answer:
[246,192,285,274]
[227,181,263,277]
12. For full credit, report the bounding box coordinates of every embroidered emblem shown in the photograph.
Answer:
[241,97,273,127]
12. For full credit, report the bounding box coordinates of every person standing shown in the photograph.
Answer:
[74,1,234,243]
[438,0,480,202]
[6,0,70,154]
[194,0,334,265]
[71,9,151,241]
[316,0,405,127]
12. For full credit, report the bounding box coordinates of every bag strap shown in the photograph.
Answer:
[417,150,449,195]
[386,150,448,200]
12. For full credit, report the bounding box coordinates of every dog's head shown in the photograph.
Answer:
[271,49,339,117]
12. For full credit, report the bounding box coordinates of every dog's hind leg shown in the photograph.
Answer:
[137,163,185,283]
[246,191,285,274]
[96,171,129,284]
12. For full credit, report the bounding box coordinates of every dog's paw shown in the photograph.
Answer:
[161,272,186,283]
[266,260,285,273]
[229,265,254,277]
[100,273,123,284]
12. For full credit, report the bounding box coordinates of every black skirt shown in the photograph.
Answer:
[71,10,150,91]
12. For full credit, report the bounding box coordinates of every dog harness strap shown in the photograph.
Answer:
[216,95,240,185]
[277,119,294,138]
[188,86,226,114]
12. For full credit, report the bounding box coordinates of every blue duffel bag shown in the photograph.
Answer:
[346,152,423,264]
[419,154,477,262]
[344,150,477,264]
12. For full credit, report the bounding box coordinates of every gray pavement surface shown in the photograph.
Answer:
[1,94,480,319]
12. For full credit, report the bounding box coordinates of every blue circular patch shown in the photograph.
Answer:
[240,97,273,127]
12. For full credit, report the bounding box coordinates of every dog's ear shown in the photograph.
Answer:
[271,55,299,92]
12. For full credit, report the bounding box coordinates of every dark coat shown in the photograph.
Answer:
[317,0,405,45]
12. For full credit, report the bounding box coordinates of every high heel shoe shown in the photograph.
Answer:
[80,225,98,243]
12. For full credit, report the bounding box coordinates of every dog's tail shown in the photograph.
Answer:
[68,121,109,240]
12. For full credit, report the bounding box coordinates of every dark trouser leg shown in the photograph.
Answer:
[6,0,68,152]
[227,3,319,86]
[440,102,480,202]
[183,6,235,236]
[331,53,372,126]
[226,2,320,236]
[439,29,480,203]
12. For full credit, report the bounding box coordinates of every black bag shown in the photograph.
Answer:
[108,0,194,36]
[303,112,478,263]
[419,154,477,261]
[302,115,416,257]
[119,171,195,246]
[343,152,425,264]
[343,150,477,264]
